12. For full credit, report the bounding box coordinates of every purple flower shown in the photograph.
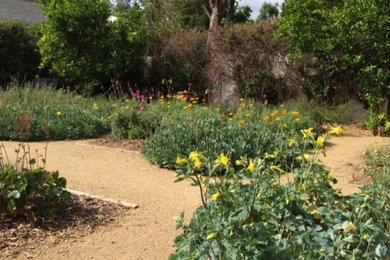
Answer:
[261,94,268,100]
[211,75,217,82]
[187,82,192,88]
[140,95,145,100]
[214,92,221,99]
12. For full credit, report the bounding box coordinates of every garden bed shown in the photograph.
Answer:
[0,194,132,259]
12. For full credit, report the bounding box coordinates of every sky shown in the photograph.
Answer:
[239,0,284,19]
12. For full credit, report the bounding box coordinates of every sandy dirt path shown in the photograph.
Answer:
[2,140,202,260]
[2,135,390,259]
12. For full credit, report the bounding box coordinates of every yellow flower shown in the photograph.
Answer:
[347,222,357,232]
[189,152,201,161]
[297,154,310,161]
[264,153,276,160]
[215,154,229,166]
[270,165,283,172]
[228,118,233,124]
[125,98,130,103]
[327,171,333,181]
[294,118,301,123]
[239,98,245,103]
[249,103,254,108]
[245,113,251,118]
[93,103,99,110]
[310,209,322,220]
[280,104,285,108]
[211,191,221,201]
[173,216,182,222]
[202,107,208,111]
[56,111,62,117]
[207,232,217,241]
[167,104,171,109]
[229,112,233,117]
[320,247,327,253]
[291,111,299,116]
[301,127,314,139]
[176,157,187,166]
[247,160,256,172]
[288,139,296,147]
[194,159,202,169]
[235,160,243,166]
[329,125,343,136]
[112,103,117,108]
[316,136,325,148]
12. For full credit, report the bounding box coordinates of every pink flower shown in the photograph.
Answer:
[262,94,268,99]
[138,104,144,111]
[214,92,221,99]
[187,82,192,88]
[211,75,217,82]
[140,95,145,100]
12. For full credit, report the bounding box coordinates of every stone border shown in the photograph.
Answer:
[67,189,139,209]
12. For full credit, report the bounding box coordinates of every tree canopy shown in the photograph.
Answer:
[279,0,390,113]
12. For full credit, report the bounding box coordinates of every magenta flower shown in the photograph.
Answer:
[138,104,144,111]
[211,75,217,82]
[261,94,268,99]
[214,92,221,99]
[140,95,145,100]
[187,82,192,88]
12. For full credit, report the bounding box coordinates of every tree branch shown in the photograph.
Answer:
[202,4,211,18]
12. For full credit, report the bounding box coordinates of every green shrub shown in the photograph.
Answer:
[0,21,41,86]
[142,101,315,169]
[171,143,390,259]
[38,0,147,88]
[108,99,166,140]
[0,86,111,141]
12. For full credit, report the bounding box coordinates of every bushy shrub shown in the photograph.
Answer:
[109,99,165,140]
[153,29,209,95]
[0,86,111,141]
[213,22,297,103]
[142,100,314,169]
[38,0,147,88]
[0,21,41,86]
[171,139,390,259]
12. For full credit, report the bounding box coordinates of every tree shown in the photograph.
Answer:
[233,6,252,24]
[38,0,147,86]
[257,2,279,21]
[279,0,390,115]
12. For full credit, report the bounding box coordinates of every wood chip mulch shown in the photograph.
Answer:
[0,194,132,259]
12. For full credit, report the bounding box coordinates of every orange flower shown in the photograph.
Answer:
[294,118,301,123]
[239,120,245,125]
[291,111,299,116]
[282,109,287,116]
[264,116,270,121]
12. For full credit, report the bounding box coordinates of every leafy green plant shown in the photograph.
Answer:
[0,142,71,222]
[143,100,314,169]
[171,137,390,259]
